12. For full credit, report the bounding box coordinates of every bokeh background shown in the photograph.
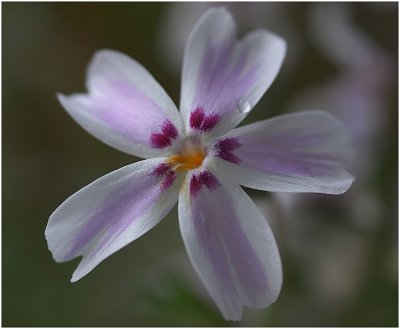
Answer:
[3,2,398,326]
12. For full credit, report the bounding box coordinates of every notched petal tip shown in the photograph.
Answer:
[56,93,81,116]
[85,49,126,90]
[92,48,118,58]
[56,92,66,105]
[203,6,233,19]
[71,267,85,283]
[89,48,125,63]
[87,49,128,80]
[46,159,181,285]
[57,46,182,159]
[187,6,236,44]
[251,28,287,53]
[181,7,287,137]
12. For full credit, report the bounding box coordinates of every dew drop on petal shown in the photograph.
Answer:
[237,99,251,114]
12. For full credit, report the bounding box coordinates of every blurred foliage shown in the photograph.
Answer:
[3,2,398,326]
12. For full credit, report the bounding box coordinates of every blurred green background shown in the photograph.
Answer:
[3,2,398,326]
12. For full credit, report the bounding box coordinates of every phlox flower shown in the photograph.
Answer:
[45,8,354,321]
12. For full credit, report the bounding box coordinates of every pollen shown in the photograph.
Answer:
[167,140,206,172]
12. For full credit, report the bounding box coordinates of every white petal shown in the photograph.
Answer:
[178,171,282,320]
[180,7,286,138]
[45,158,182,282]
[212,111,354,194]
[59,50,182,158]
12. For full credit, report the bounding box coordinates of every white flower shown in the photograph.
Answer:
[45,7,354,321]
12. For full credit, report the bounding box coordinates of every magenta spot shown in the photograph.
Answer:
[199,171,219,190]
[162,171,176,190]
[150,133,172,148]
[201,112,219,132]
[190,174,201,196]
[214,138,242,164]
[151,163,176,191]
[152,163,172,176]
[150,120,179,149]
[190,107,205,130]
[189,107,220,133]
[190,171,220,196]
[162,120,178,139]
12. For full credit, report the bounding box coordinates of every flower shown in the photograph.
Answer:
[45,7,354,321]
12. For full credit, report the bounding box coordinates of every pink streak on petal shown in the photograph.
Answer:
[84,163,178,259]
[92,184,161,257]
[191,185,268,305]
[193,40,259,118]
[64,174,161,260]
[238,134,343,177]
[64,161,179,261]
[90,80,169,144]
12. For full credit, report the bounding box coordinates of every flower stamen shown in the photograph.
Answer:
[167,143,206,172]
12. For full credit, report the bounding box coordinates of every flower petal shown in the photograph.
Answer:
[180,7,286,138]
[45,158,182,282]
[178,171,282,320]
[59,50,182,158]
[213,111,354,194]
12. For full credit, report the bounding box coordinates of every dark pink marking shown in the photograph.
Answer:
[150,133,172,148]
[189,107,205,130]
[162,171,176,190]
[214,138,242,164]
[189,107,220,132]
[190,171,220,196]
[190,174,201,196]
[152,163,176,191]
[150,120,178,148]
[152,163,172,176]
[161,120,178,139]
[199,171,219,189]
[201,112,219,132]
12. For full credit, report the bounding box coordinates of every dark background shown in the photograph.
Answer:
[3,2,398,326]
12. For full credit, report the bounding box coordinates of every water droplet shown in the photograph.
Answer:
[237,99,251,114]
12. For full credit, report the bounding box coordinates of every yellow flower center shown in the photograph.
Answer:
[166,138,206,171]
